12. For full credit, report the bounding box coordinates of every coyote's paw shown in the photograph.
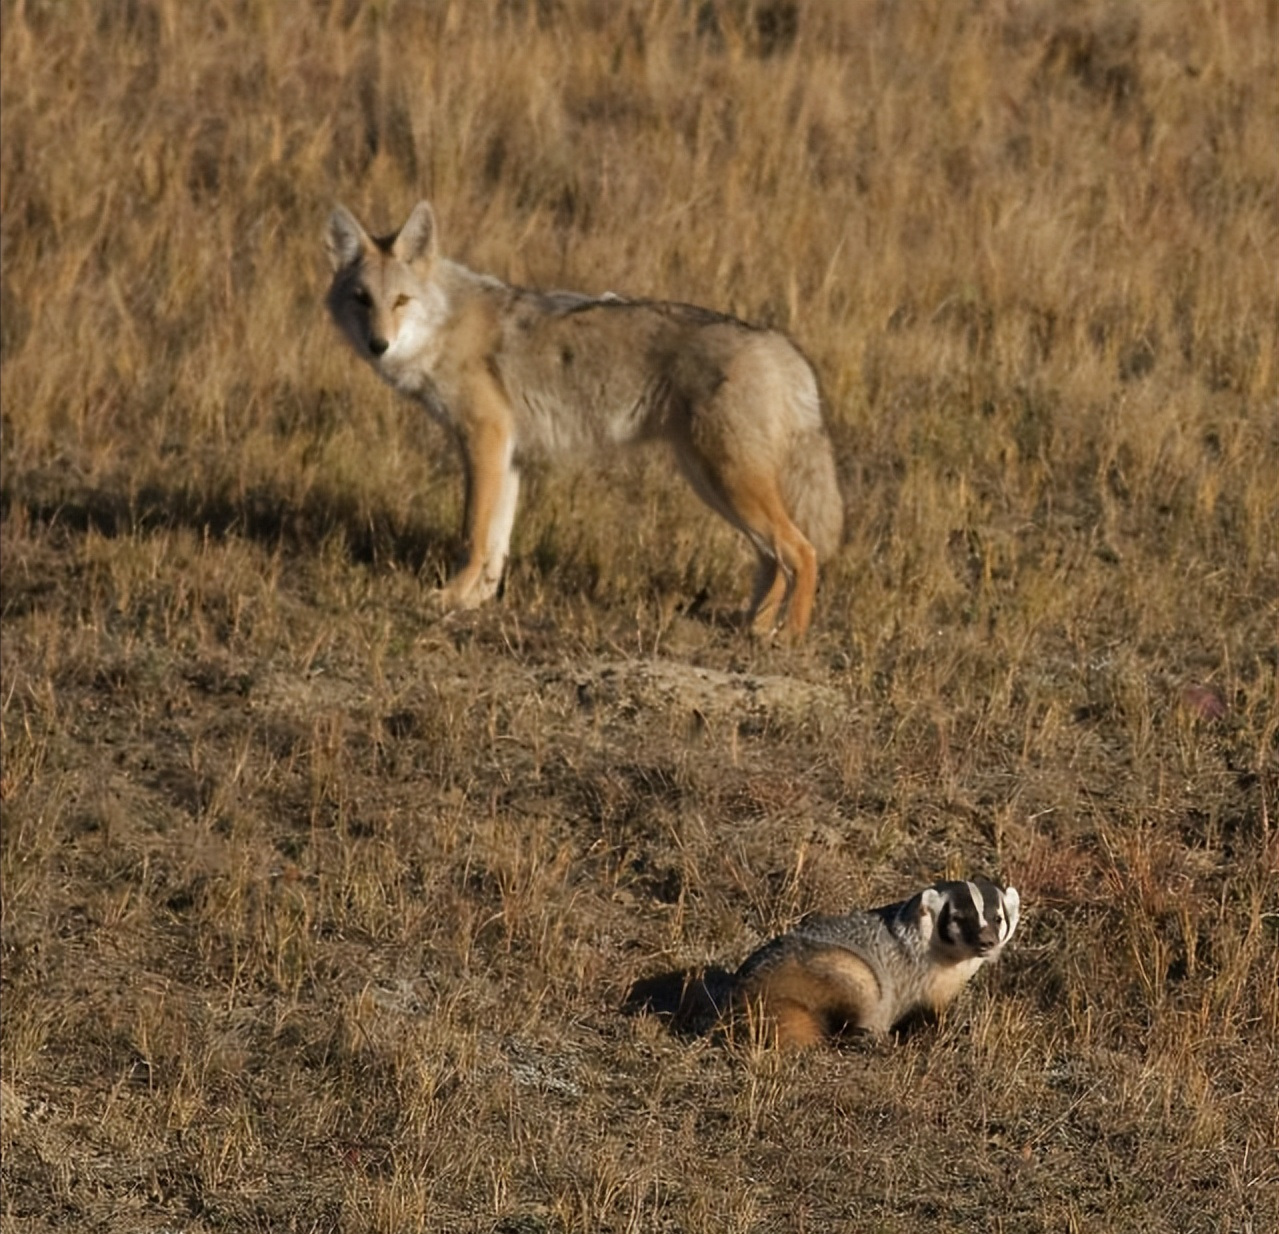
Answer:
[426,588,455,616]
[428,585,475,615]
[430,570,496,615]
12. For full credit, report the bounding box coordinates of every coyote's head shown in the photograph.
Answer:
[325,201,445,383]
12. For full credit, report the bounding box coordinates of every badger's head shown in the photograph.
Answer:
[917,879,1020,962]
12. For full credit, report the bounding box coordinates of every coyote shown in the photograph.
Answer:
[325,201,843,638]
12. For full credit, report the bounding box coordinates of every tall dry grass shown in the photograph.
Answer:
[2,0,1277,1231]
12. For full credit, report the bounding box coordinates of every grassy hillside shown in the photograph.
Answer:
[2,1,1276,1230]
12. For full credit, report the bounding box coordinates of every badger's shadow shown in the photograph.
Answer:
[622,966,735,1039]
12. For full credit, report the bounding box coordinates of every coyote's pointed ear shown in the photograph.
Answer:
[327,205,369,272]
[393,200,437,267]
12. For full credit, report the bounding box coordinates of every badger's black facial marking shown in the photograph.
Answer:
[936,897,957,944]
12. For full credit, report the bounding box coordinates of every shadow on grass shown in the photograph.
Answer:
[3,472,768,634]
[2,472,457,578]
[623,966,736,1039]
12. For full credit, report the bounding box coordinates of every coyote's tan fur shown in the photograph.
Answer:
[325,201,843,637]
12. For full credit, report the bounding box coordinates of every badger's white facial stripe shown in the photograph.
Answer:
[966,880,985,925]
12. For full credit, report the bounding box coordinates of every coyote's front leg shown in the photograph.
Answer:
[436,405,521,611]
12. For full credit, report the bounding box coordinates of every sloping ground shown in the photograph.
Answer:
[1,511,1274,1231]
[3,0,1277,1229]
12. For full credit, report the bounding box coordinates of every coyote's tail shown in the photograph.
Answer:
[782,385,844,560]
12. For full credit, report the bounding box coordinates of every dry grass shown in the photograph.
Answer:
[2,0,1277,1230]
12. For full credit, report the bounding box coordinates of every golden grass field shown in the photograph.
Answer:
[2,0,1277,1229]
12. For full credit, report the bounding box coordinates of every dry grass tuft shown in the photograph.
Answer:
[2,0,1277,1230]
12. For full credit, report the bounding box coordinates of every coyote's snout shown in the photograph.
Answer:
[326,200,843,638]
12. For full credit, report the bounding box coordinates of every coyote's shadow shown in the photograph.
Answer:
[6,477,456,579]
[8,478,799,636]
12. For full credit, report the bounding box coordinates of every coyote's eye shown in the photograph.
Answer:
[393,294,411,310]
[352,287,372,308]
